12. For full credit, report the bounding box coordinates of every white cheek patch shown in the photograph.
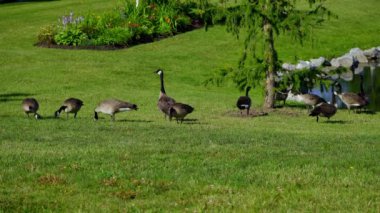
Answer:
[157,70,162,75]
[350,103,361,106]
[119,108,132,112]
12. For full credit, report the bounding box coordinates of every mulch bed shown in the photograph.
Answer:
[223,109,269,118]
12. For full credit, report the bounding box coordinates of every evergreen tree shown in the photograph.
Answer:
[205,0,335,108]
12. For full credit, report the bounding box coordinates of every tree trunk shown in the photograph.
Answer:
[263,17,276,109]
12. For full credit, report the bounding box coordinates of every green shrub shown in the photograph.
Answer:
[54,27,88,46]
[94,27,132,46]
[79,13,102,39]
[37,24,57,45]
[174,15,192,32]
[37,0,215,47]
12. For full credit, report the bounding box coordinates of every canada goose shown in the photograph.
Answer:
[155,69,176,118]
[357,75,369,107]
[236,86,252,115]
[334,82,367,113]
[288,92,326,111]
[94,99,138,121]
[274,84,292,107]
[301,94,327,109]
[21,98,41,119]
[55,98,83,119]
[168,103,194,123]
[274,90,288,106]
[309,84,337,122]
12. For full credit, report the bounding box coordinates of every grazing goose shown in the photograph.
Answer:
[155,69,176,118]
[236,86,252,115]
[22,98,41,119]
[300,94,327,110]
[309,85,337,122]
[274,84,293,107]
[274,90,288,106]
[94,99,138,121]
[55,98,83,119]
[288,92,326,111]
[334,82,366,113]
[168,103,194,123]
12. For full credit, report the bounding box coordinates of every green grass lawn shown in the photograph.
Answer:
[0,0,379,211]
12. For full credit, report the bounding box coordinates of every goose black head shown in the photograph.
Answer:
[34,114,41,120]
[333,82,342,95]
[155,69,163,75]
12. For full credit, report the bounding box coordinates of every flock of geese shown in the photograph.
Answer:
[236,75,369,122]
[21,69,369,123]
[21,69,194,123]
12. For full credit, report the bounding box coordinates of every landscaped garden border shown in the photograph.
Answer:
[36,0,211,50]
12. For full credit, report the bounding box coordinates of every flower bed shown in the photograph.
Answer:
[36,0,206,49]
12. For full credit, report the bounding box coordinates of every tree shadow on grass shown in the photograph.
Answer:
[0,0,58,4]
[0,92,34,103]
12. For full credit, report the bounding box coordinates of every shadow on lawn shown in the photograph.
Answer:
[113,119,153,123]
[319,120,351,124]
[0,92,34,103]
[354,110,376,115]
[170,118,205,125]
[0,0,57,4]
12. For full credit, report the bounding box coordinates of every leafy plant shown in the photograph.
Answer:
[36,0,217,47]
[54,27,88,46]
[94,27,132,46]
[37,24,57,45]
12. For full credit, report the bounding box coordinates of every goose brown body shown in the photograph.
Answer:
[299,94,326,108]
[309,85,337,122]
[335,82,367,112]
[55,98,83,118]
[309,102,337,122]
[21,98,41,119]
[169,103,194,123]
[94,99,138,121]
[158,92,176,117]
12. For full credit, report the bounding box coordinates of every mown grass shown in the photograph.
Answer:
[0,0,379,211]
